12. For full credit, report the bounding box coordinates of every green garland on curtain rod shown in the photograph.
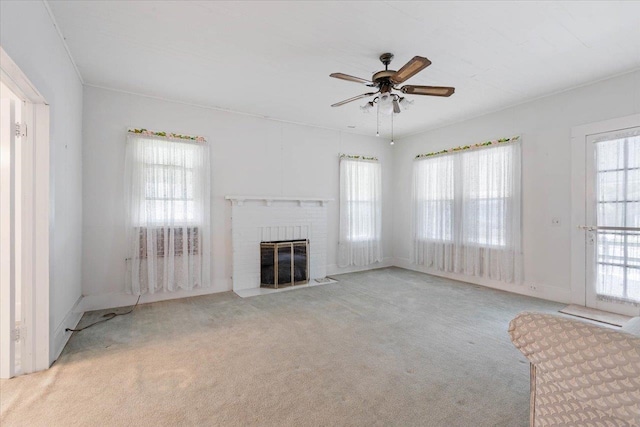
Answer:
[414,135,520,160]
[339,153,378,161]
[128,128,207,142]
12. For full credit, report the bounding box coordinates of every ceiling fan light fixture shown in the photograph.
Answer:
[392,98,401,114]
[399,97,414,110]
[378,93,394,116]
[360,101,374,113]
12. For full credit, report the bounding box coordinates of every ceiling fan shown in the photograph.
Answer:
[330,53,454,114]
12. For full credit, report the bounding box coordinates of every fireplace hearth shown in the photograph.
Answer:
[260,239,309,288]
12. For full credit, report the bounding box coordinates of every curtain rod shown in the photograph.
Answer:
[414,135,520,160]
[128,128,207,143]
[339,153,379,162]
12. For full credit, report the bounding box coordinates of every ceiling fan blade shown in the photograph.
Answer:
[390,56,432,84]
[330,73,372,85]
[401,85,455,97]
[331,92,377,107]
[393,99,401,114]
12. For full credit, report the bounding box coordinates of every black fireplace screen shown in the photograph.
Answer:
[260,239,309,288]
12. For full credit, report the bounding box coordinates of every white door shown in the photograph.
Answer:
[585,126,640,316]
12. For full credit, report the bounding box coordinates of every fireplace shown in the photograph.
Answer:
[226,195,330,294]
[260,239,309,288]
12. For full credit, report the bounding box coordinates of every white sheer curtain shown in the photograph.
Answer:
[594,129,640,305]
[413,141,522,283]
[338,158,382,267]
[125,134,211,294]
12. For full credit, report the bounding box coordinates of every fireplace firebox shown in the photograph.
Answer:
[260,239,309,288]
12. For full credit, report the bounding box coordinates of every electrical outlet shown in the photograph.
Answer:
[551,217,561,226]
[528,284,538,292]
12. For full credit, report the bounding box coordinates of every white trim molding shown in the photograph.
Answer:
[42,0,84,84]
[327,258,394,276]
[393,258,572,304]
[51,296,82,364]
[78,279,232,313]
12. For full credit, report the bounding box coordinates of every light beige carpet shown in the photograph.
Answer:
[0,267,564,426]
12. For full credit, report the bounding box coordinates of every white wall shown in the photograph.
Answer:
[393,70,640,303]
[81,86,393,308]
[0,1,84,361]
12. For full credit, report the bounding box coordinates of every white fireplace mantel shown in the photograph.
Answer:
[225,195,333,207]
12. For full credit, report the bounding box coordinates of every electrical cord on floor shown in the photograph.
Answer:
[65,295,141,333]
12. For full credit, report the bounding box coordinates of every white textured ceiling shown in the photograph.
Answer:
[49,1,640,138]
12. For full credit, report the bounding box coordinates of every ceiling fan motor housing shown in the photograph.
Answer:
[376,53,396,92]
[372,71,396,81]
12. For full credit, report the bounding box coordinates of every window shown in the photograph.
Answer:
[125,131,210,294]
[338,157,382,267]
[140,140,199,226]
[134,139,202,256]
[461,145,513,247]
[412,141,521,283]
[413,154,454,241]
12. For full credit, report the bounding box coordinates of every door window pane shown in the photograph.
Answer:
[627,169,640,200]
[597,202,624,227]
[597,171,624,202]
[595,133,640,304]
[596,264,625,300]
[597,138,624,171]
[626,136,640,168]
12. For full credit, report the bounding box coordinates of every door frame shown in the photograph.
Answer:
[571,113,640,317]
[1,97,18,378]
[0,47,50,376]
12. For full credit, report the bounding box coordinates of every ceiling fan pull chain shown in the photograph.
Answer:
[376,100,380,137]
[390,110,395,146]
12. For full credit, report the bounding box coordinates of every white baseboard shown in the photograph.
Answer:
[78,279,232,312]
[51,296,83,364]
[326,257,394,276]
[392,257,572,304]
